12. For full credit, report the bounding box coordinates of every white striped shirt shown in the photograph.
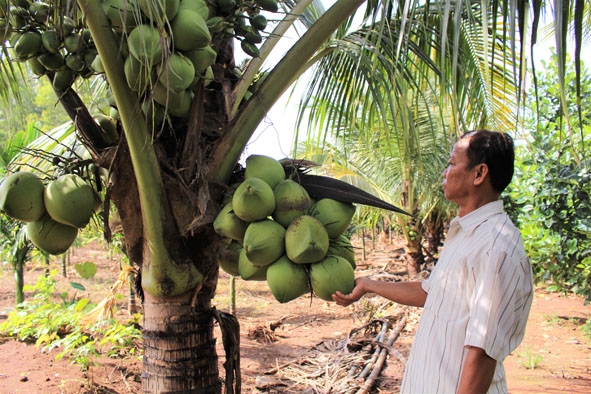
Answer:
[400,200,533,393]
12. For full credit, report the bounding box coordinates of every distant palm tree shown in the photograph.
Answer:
[0,125,41,304]
[296,1,519,272]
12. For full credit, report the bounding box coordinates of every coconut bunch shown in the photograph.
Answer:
[97,0,280,122]
[0,171,98,255]
[0,0,280,141]
[214,154,358,304]
[1,0,99,88]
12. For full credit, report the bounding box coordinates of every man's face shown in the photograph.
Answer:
[442,138,473,203]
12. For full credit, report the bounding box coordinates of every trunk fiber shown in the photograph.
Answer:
[142,293,221,393]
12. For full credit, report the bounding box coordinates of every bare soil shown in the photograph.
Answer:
[0,237,590,394]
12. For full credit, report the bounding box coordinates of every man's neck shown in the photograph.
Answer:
[457,195,500,217]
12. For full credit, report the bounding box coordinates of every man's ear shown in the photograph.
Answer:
[473,163,489,186]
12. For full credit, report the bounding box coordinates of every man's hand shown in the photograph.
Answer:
[332,277,369,306]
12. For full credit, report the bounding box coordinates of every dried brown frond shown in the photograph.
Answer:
[258,315,409,393]
[79,265,135,329]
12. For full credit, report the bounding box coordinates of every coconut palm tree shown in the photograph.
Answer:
[0,0,589,392]
[295,1,522,273]
[0,125,41,304]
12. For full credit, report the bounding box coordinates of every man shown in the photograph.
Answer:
[333,130,534,393]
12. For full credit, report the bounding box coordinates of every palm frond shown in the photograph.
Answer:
[7,121,87,179]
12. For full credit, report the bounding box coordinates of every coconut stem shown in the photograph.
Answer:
[77,0,202,297]
[209,0,367,185]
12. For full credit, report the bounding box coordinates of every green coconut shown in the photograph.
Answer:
[170,10,210,52]
[310,255,355,301]
[202,65,214,86]
[311,198,356,238]
[218,240,241,276]
[272,179,311,227]
[327,235,356,269]
[29,1,49,24]
[231,177,275,222]
[152,82,192,118]
[185,46,217,75]
[64,33,85,53]
[65,53,85,72]
[243,219,285,267]
[266,255,309,303]
[103,0,139,32]
[285,215,329,264]
[90,54,104,73]
[27,56,46,76]
[37,52,64,71]
[138,0,180,23]
[93,113,119,144]
[41,29,61,53]
[213,202,248,243]
[14,31,42,60]
[44,174,95,228]
[243,26,262,44]
[244,154,285,189]
[178,0,209,19]
[127,24,166,65]
[83,50,97,68]
[256,0,278,12]
[206,16,225,34]
[26,214,78,255]
[141,98,166,125]
[157,52,195,92]
[55,15,76,37]
[8,7,27,30]
[124,54,156,93]
[251,14,267,31]
[238,248,268,281]
[0,171,46,222]
[52,68,76,91]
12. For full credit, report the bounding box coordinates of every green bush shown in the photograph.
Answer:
[0,270,141,370]
[507,53,591,301]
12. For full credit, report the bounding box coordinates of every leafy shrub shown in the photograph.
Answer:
[0,270,141,370]
[507,53,591,301]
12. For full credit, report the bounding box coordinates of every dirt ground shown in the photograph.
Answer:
[0,237,590,394]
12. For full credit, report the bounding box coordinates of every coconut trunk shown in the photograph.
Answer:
[142,293,220,393]
[54,65,233,394]
[104,143,228,393]
[13,251,26,305]
[404,221,424,276]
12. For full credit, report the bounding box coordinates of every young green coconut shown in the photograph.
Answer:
[266,255,310,303]
[44,173,95,228]
[0,171,46,222]
[310,255,355,302]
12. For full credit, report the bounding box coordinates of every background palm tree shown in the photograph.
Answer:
[0,125,41,304]
[295,1,519,272]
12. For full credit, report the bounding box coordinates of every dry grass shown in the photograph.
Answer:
[256,314,408,394]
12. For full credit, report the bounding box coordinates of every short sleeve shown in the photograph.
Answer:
[421,277,432,293]
[464,249,532,361]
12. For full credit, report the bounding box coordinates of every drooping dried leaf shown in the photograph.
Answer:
[295,173,411,216]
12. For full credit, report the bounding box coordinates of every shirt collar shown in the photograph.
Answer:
[449,200,504,233]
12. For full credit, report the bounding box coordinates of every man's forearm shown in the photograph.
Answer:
[363,280,427,307]
[457,346,497,394]
[332,278,427,307]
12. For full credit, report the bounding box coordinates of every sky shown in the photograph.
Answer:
[237,21,303,163]
[239,7,591,163]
